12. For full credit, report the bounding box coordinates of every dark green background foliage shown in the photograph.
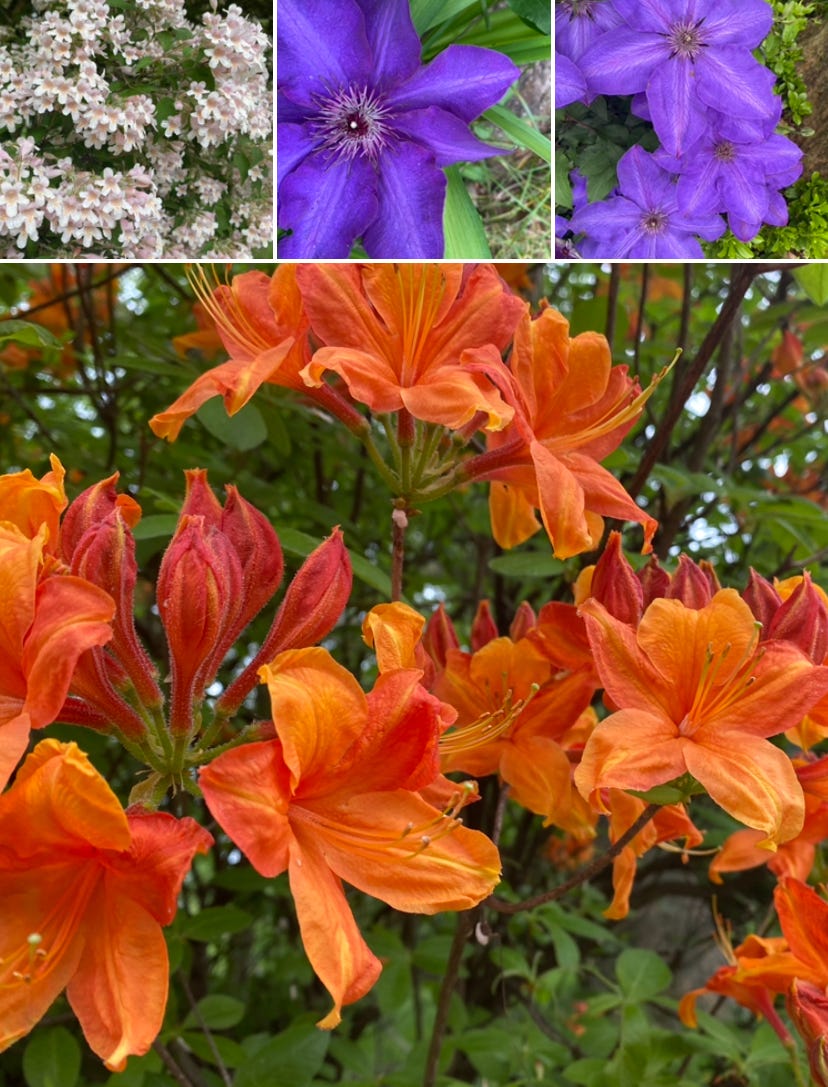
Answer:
[1,262,828,1085]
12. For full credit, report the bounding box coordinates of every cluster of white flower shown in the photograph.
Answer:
[0,0,272,257]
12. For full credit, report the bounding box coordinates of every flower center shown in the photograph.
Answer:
[713,140,736,163]
[311,83,393,164]
[666,18,707,60]
[641,210,667,235]
[562,0,597,15]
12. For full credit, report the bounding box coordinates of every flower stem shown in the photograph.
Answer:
[422,907,477,1087]
[391,503,408,602]
[486,802,661,915]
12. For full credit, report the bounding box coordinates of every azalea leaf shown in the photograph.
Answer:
[443,166,492,259]
[195,397,267,451]
[0,318,63,349]
[484,105,552,164]
[22,1027,81,1087]
[794,264,828,305]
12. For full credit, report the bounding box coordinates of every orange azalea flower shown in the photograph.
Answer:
[150,265,312,442]
[0,740,212,1068]
[199,647,500,1028]
[464,306,661,557]
[434,632,597,836]
[0,453,66,552]
[297,263,524,431]
[575,589,828,848]
[0,523,114,789]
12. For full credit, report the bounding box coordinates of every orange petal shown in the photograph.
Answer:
[362,601,425,671]
[67,885,169,1070]
[259,647,368,789]
[199,740,292,877]
[488,480,540,550]
[301,790,500,913]
[0,454,66,547]
[287,831,382,1029]
[684,733,803,848]
[775,878,828,981]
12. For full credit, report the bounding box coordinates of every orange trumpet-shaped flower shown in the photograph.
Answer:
[149,266,311,442]
[463,306,660,557]
[297,263,524,431]
[0,523,115,790]
[0,740,213,1069]
[575,589,828,848]
[199,647,501,1028]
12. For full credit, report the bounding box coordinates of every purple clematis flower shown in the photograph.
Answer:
[668,121,803,241]
[277,0,520,258]
[569,145,726,256]
[579,0,778,156]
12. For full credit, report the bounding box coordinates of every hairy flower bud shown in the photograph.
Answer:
[771,574,828,663]
[157,514,243,735]
[60,472,141,566]
[471,601,499,651]
[591,531,643,626]
[423,603,460,671]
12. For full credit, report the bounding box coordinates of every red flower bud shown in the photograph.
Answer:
[509,601,536,642]
[591,531,643,625]
[157,514,243,734]
[666,554,716,609]
[743,569,782,631]
[788,980,828,1087]
[471,600,498,650]
[637,554,670,606]
[423,602,460,671]
[769,573,828,663]
[216,528,351,713]
[61,472,141,565]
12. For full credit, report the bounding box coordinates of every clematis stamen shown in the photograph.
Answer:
[311,83,394,164]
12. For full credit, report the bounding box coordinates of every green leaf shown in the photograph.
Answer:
[443,166,492,258]
[180,904,254,941]
[410,0,476,34]
[0,319,63,349]
[485,104,552,164]
[488,551,563,578]
[615,949,672,1003]
[23,1027,81,1087]
[196,397,268,451]
[132,513,178,541]
[180,1031,248,1069]
[183,994,246,1030]
[794,263,828,305]
[235,1023,330,1087]
[564,1057,610,1085]
[507,0,551,34]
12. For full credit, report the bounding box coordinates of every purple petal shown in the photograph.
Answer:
[695,0,774,48]
[277,153,378,258]
[276,90,314,124]
[764,190,790,227]
[352,0,421,89]
[745,135,803,187]
[386,45,519,123]
[610,0,671,32]
[579,30,666,96]
[695,49,777,120]
[569,195,644,236]
[277,123,315,185]
[556,54,587,108]
[555,2,624,62]
[646,61,710,156]
[277,0,372,106]
[719,159,770,226]
[392,107,504,166]
[616,145,675,210]
[362,141,446,257]
[650,232,706,257]
[676,157,725,216]
[677,207,727,240]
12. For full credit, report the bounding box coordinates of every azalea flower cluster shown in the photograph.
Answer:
[0,0,272,257]
[151,262,662,560]
[8,263,828,1073]
[555,0,803,256]
[277,0,519,257]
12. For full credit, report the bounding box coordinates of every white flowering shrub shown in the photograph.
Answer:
[0,0,272,257]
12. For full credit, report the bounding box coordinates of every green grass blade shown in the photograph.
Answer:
[443,166,492,258]
[485,104,551,164]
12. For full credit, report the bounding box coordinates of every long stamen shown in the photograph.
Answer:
[186,263,273,357]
